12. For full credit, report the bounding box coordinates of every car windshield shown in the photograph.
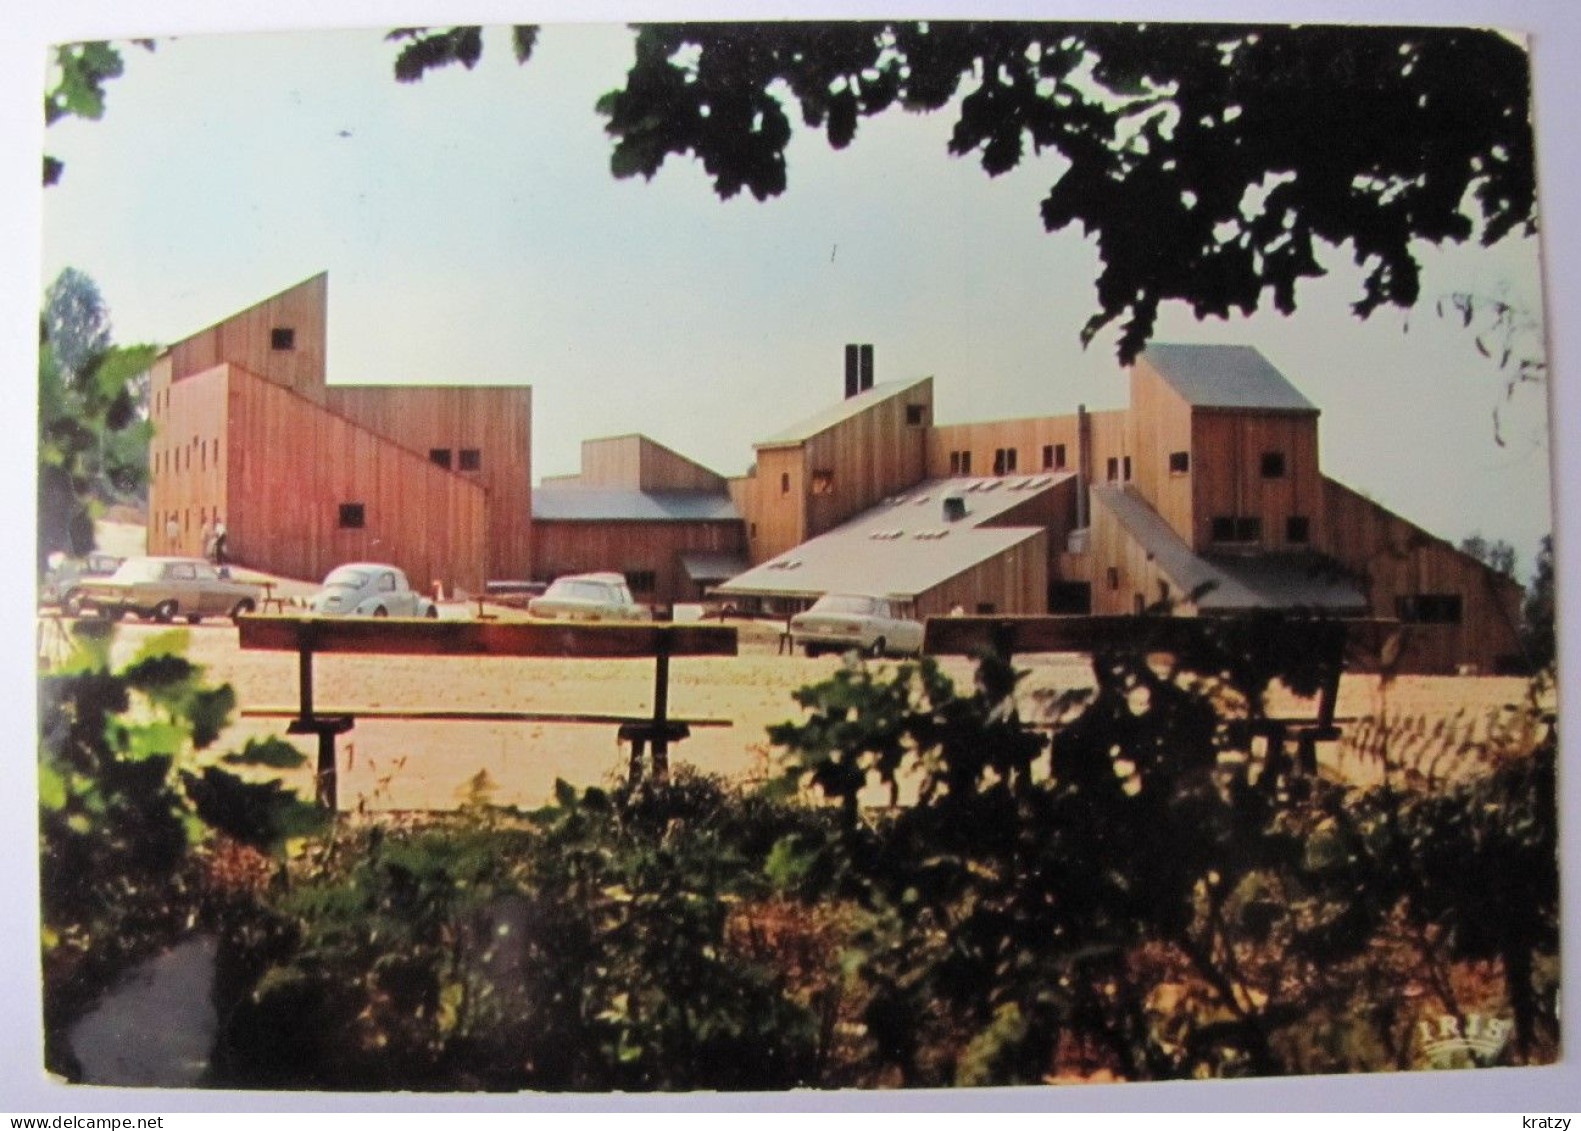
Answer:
[109,559,167,583]
[811,595,877,615]
[323,568,371,589]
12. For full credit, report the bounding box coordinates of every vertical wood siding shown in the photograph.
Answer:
[168,273,328,401]
[1321,478,1525,673]
[324,385,533,580]
[223,367,489,592]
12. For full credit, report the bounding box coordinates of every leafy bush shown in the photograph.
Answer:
[768,637,1559,1084]
[37,621,324,1078]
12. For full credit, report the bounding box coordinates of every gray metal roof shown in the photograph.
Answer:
[716,473,1069,600]
[679,551,751,582]
[754,377,931,448]
[532,486,740,523]
[1142,344,1317,413]
[1091,485,1366,613]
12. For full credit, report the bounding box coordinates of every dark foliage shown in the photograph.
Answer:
[591,22,1534,361]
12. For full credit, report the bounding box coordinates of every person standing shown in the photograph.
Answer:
[213,517,229,566]
[165,514,179,552]
[201,519,214,563]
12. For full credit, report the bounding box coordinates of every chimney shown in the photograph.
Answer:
[844,344,860,398]
[1076,403,1091,529]
[943,492,966,523]
[860,343,874,391]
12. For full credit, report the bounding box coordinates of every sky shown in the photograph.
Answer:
[6,0,1581,1117]
[34,16,1557,574]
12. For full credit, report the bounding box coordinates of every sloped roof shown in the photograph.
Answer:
[680,551,751,582]
[1142,344,1317,412]
[716,473,1068,600]
[755,377,931,449]
[532,486,740,522]
[1092,485,1366,613]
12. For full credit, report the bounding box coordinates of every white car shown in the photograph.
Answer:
[790,593,925,658]
[309,563,438,618]
[527,572,647,621]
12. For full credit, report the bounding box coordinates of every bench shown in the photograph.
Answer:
[924,614,1394,794]
[236,616,737,810]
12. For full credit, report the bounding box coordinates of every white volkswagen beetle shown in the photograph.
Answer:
[309,563,438,618]
[789,593,925,658]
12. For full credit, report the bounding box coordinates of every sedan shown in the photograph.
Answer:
[527,572,647,621]
[309,563,438,618]
[76,556,262,623]
[789,593,925,658]
[42,551,124,614]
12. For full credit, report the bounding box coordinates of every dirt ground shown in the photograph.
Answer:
[49,618,1530,813]
[56,524,1539,811]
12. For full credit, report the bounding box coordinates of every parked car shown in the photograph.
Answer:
[41,551,124,614]
[789,593,925,657]
[309,563,438,618]
[76,556,262,623]
[527,572,647,621]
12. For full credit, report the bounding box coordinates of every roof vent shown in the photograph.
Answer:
[943,493,967,522]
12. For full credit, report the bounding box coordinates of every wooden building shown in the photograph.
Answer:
[147,274,531,593]
[533,435,747,606]
[724,343,1525,673]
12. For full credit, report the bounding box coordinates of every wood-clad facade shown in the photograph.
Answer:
[324,385,531,581]
[570,435,728,493]
[737,378,934,564]
[148,274,530,592]
[1321,478,1525,673]
[911,530,1050,619]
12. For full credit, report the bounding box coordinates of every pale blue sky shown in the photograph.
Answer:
[36,20,1556,570]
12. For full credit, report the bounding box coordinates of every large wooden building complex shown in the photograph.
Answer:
[147,274,531,593]
[146,279,1523,672]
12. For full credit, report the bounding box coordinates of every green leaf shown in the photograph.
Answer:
[126,721,186,761]
[38,763,68,812]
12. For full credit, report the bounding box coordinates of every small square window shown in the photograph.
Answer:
[1261,451,1286,478]
[459,449,481,471]
[270,327,296,351]
[1211,516,1237,542]
[906,404,926,426]
[1286,516,1311,544]
[1235,517,1262,541]
[430,448,452,469]
[339,503,365,529]
[1169,451,1190,474]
